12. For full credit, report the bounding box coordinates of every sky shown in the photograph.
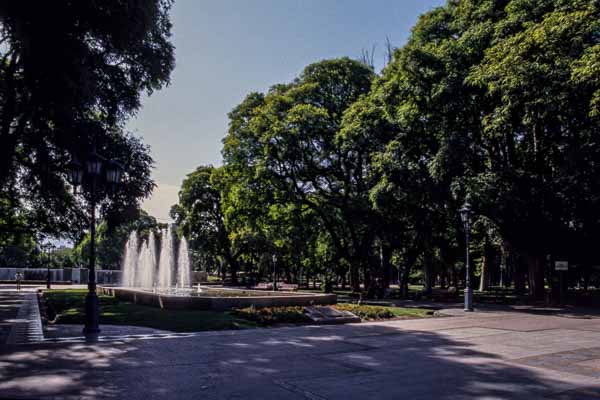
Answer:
[132,0,445,221]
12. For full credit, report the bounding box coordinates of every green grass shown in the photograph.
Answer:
[43,289,433,332]
[335,303,433,321]
[43,289,256,332]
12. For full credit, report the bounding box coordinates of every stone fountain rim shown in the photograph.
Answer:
[105,285,335,299]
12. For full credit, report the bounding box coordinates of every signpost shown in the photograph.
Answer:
[555,261,568,305]
[555,261,568,271]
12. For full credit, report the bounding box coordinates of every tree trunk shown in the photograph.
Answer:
[527,253,545,299]
[400,266,411,299]
[583,263,591,291]
[514,255,527,294]
[479,256,489,292]
[363,264,372,293]
[479,243,492,292]
[400,247,421,299]
[284,263,292,283]
[499,245,506,288]
[423,249,434,295]
[501,242,513,289]
[381,244,391,289]
[224,253,239,285]
[350,259,360,292]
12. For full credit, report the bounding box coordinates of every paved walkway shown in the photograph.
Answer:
[0,287,23,344]
[0,285,43,345]
[1,289,600,399]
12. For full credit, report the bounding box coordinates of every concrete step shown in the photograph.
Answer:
[7,292,44,344]
[304,306,361,324]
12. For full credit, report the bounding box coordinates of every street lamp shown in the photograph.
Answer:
[459,201,474,312]
[104,159,124,186]
[67,149,123,337]
[45,244,52,290]
[272,254,277,291]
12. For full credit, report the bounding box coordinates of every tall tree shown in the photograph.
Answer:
[371,0,600,298]
[0,0,174,239]
[171,166,243,282]
[222,58,376,291]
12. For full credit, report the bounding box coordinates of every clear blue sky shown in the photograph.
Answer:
[131,0,445,221]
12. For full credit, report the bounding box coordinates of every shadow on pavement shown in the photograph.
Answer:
[0,289,25,344]
[0,321,598,399]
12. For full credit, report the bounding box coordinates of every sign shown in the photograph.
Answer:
[555,261,569,271]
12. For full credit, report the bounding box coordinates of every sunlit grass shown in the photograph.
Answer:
[335,303,433,320]
[44,289,256,332]
[44,289,433,332]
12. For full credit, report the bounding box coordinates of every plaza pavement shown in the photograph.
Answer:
[1,287,600,399]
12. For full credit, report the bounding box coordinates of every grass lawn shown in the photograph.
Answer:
[43,289,434,333]
[43,289,257,332]
[335,303,433,320]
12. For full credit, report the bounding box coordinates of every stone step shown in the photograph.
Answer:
[7,292,44,344]
[304,306,361,324]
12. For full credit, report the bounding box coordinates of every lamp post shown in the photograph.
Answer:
[67,151,123,336]
[272,254,277,291]
[45,244,52,290]
[46,255,51,289]
[459,201,474,312]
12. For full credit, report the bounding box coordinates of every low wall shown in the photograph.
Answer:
[101,286,336,310]
[0,268,64,282]
[0,268,121,284]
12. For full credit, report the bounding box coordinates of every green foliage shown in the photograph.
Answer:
[0,0,173,242]
[73,209,158,269]
[174,0,600,299]
[231,306,311,325]
[219,58,379,290]
[170,165,240,277]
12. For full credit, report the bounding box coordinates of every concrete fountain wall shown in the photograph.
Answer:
[101,286,337,310]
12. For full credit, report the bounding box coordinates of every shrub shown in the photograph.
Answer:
[334,304,396,320]
[231,306,311,325]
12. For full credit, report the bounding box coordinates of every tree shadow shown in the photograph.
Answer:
[0,289,26,344]
[461,303,600,319]
[0,321,598,399]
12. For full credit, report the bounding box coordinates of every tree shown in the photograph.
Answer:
[171,166,243,282]
[465,0,600,297]
[73,209,158,270]
[175,1,600,300]
[370,0,600,298]
[0,0,174,241]
[221,58,377,292]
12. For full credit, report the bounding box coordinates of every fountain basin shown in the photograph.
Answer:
[101,286,336,310]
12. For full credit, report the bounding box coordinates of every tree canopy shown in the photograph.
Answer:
[0,0,175,242]
[174,0,600,299]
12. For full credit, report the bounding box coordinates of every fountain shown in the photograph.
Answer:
[157,226,175,288]
[114,226,336,309]
[177,236,191,288]
[121,227,190,289]
[121,231,138,287]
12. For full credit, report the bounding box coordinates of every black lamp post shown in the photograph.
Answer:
[67,151,123,336]
[272,254,278,291]
[459,201,474,312]
[45,244,52,290]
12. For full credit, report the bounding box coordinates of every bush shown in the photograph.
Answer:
[335,304,395,320]
[231,306,311,325]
